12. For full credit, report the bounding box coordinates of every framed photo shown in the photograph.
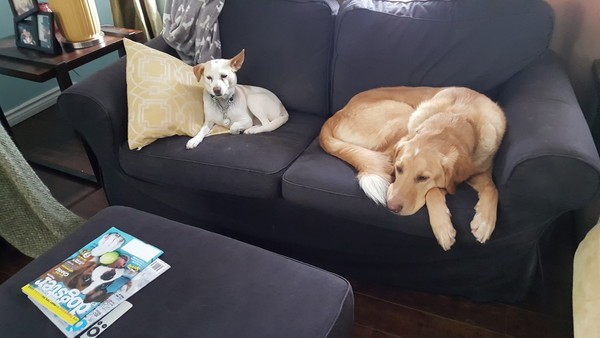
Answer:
[8,0,39,21]
[15,18,38,50]
[36,12,60,54]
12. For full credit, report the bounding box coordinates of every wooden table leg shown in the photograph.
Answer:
[55,63,73,91]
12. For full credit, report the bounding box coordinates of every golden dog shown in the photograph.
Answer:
[319,87,506,250]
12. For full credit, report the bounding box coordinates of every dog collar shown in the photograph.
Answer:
[211,94,235,127]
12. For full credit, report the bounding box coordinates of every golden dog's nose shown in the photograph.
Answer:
[387,201,403,214]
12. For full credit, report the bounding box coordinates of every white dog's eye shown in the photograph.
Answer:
[221,74,227,79]
[206,76,213,81]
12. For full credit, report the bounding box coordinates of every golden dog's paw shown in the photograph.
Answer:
[470,211,495,244]
[431,221,456,251]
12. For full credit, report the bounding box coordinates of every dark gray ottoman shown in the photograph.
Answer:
[0,206,354,337]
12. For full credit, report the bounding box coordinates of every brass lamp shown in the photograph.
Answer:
[48,0,104,49]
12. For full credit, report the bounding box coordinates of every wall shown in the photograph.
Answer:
[547,0,600,120]
[0,1,117,125]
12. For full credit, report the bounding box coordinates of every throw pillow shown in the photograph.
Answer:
[125,39,226,150]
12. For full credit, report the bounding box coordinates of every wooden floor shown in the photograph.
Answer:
[0,106,576,337]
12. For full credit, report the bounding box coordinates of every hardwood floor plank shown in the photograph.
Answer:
[351,279,509,333]
[33,165,100,209]
[0,239,32,278]
[12,105,94,176]
[69,189,109,219]
[352,323,374,338]
[354,293,509,338]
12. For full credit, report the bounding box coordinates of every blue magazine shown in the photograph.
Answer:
[22,227,163,325]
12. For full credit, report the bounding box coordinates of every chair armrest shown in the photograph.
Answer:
[57,36,177,175]
[495,51,600,215]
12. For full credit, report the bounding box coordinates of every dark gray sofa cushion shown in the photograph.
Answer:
[331,0,554,112]
[0,206,354,338]
[120,113,325,198]
[282,139,488,242]
[219,0,339,117]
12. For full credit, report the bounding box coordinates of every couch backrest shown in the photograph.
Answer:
[219,0,339,117]
[331,0,554,113]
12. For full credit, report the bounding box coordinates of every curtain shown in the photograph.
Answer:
[110,0,163,42]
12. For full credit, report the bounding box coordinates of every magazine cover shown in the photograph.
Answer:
[22,227,163,325]
[30,258,170,337]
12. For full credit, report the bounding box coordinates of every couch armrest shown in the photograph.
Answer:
[495,51,600,215]
[57,36,176,176]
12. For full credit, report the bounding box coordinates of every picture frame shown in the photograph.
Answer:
[15,18,39,50]
[8,0,39,22]
[35,12,61,55]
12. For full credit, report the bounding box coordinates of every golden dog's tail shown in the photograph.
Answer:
[319,118,391,205]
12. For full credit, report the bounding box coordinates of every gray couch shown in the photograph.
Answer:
[59,0,600,302]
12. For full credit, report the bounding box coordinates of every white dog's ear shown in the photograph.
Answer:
[230,49,245,72]
[192,64,205,82]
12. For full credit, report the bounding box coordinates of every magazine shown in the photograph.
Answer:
[29,258,170,337]
[22,227,163,325]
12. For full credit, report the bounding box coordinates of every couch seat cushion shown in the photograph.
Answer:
[283,139,491,241]
[120,113,324,198]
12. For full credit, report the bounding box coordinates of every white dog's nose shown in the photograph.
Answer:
[213,87,222,96]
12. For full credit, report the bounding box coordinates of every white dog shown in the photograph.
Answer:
[186,50,289,149]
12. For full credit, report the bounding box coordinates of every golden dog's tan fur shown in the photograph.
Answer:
[320,86,506,250]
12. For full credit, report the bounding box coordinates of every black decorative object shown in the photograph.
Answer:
[9,0,61,55]
[8,0,38,21]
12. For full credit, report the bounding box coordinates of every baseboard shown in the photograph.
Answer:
[5,88,62,126]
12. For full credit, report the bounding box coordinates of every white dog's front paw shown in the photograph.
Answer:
[470,207,496,244]
[186,137,202,149]
[244,126,260,134]
[230,123,244,135]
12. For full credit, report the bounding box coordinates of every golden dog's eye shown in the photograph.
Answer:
[416,175,429,182]
[221,74,227,79]
[396,166,403,174]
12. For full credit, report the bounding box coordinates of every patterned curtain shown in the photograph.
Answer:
[109,0,163,42]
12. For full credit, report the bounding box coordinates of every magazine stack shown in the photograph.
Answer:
[21,227,169,337]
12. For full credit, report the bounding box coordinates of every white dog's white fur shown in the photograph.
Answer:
[186,50,289,149]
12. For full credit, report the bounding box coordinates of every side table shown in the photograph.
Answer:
[0,27,143,184]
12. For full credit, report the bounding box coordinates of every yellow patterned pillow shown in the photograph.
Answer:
[125,38,203,149]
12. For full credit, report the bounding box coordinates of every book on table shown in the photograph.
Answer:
[22,227,164,326]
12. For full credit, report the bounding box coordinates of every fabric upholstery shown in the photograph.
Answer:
[58,0,600,302]
[283,139,482,240]
[125,39,205,150]
[331,0,554,112]
[219,0,339,116]
[0,206,354,337]
[120,113,325,198]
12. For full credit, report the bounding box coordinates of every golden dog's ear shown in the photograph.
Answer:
[230,49,245,72]
[192,64,205,82]
[441,147,459,194]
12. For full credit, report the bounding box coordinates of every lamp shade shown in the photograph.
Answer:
[48,0,103,46]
